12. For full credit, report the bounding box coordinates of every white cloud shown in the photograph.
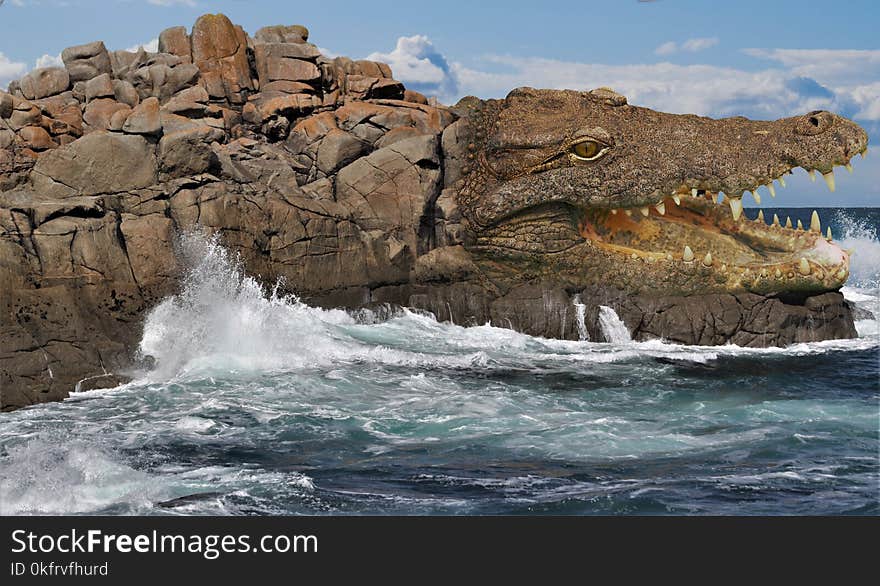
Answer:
[682,37,719,52]
[655,37,719,56]
[0,52,27,90]
[35,53,63,69]
[367,35,458,99]
[125,38,159,53]
[744,48,880,84]
[654,42,677,56]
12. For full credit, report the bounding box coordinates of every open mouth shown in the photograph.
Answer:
[577,161,864,293]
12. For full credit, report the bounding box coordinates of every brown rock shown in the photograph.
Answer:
[158,26,192,63]
[32,94,83,137]
[123,97,162,135]
[404,90,429,105]
[190,14,253,104]
[260,57,320,85]
[0,92,13,119]
[254,24,309,44]
[32,132,157,195]
[85,73,115,102]
[260,80,316,94]
[0,128,16,149]
[163,85,210,116]
[112,79,140,108]
[159,124,225,175]
[61,41,112,82]
[19,68,70,100]
[108,108,130,131]
[316,129,368,175]
[17,126,56,151]
[83,99,131,132]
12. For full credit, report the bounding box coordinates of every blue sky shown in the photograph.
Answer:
[1,0,878,206]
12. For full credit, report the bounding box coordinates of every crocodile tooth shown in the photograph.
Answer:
[655,202,666,215]
[785,216,793,229]
[672,194,681,205]
[845,163,853,174]
[720,264,727,272]
[756,210,765,223]
[777,175,786,187]
[767,183,776,198]
[640,206,650,217]
[702,252,713,267]
[624,209,632,216]
[610,209,618,215]
[810,210,821,233]
[808,169,816,182]
[750,189,761,205]
[798,258,811,275]
[826,226,833,240]
[729,197,743,221]
[683,246,694,262]
[861,148,867,159]
[775,268,782,278]
[772,213,780,226]
[822,171,835,192]
[796,219,804,230]
[666,253,673,261]
[846,248,855,256]
[691,188,698,198]
[836,267,847,280]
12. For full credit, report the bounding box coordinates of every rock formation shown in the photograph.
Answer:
[0,14,865,411]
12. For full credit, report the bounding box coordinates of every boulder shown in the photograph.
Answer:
[83,98,131,131]
[19,67,70,100]
[61,41,112,82]
[254,24,309,43]
[85,73,115,102]
[163,85,210,116]
[32,132,157,195]
[112,79,140,108]
[0,92,13,119]
[316,128,368,175]
[123,97,161,135]
[130,63,200,101]
[158,124,225,175]
[190,13,254,104]
[158,26,192,63]
[17,126,56,151]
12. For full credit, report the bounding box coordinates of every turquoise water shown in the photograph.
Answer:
[0,209,877,515]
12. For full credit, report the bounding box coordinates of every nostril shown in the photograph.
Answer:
[795,110,833,136]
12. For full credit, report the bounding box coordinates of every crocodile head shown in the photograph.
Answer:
[453,87,869,296]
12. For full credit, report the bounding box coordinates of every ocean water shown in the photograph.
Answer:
[0,208,877,516]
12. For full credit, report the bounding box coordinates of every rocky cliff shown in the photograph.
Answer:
[0,14,857,411]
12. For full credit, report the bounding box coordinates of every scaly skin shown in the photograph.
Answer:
[451,87,868,297]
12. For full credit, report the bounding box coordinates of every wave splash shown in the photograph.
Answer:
[139,232,359,379]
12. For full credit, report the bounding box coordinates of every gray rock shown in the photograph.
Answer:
[112,79,140,108]
[61,41,112,82]
[159,125,225,175]
[85,73,115,102]
[316,129,368,174]
[32,132,157,195]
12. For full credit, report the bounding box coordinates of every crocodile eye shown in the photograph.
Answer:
[571,140,607,161]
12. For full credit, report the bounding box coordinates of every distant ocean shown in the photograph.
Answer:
[0,208,877,515]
